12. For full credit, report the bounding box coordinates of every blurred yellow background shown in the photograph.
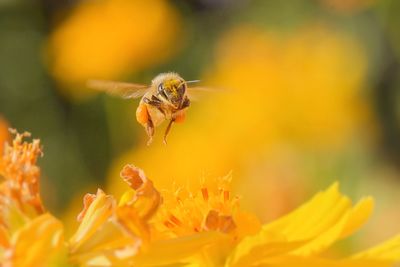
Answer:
[1,0,400,253]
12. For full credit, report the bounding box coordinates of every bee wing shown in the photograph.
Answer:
[186,86,225,101]
[87,80,149,99]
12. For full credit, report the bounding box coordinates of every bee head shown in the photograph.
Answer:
[158,78,186,108]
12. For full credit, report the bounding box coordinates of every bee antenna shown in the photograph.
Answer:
[185,80,201,84]
[177,80,200,88]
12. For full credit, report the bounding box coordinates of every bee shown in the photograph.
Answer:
[87,72,203,145]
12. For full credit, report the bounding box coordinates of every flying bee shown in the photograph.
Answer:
[87,72,203,145]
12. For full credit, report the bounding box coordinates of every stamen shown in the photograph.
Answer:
[120,165,145,190]
[219,216,236,233]
[164,221,174,228]
[201,188,209,201]
[204,210,219,231]
[169,214,182,226]
[224,190,230,202]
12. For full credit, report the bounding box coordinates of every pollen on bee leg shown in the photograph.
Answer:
[174,111,186,123]
[135,104,149,126]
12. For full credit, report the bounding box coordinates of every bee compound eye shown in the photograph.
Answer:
[158,84,164,93]
[178,81,186,93]
[158,83,168,99]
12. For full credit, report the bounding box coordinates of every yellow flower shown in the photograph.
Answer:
[47,0,181,99]
[105,165,399,266]
[2,130,400,266]
[3,214,67,267]
[131,173,400,267]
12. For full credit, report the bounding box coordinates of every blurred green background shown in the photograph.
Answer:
[1,0,400,249]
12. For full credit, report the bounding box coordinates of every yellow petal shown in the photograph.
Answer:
[134,231,227,266]
[69,189,144,266]
[226,183,375,266]
[226,231,306,267]
[340,196,374,238]
[292,197,374,256]
[4,204,29,236]
[120,164,161,221]
[69,189,115,253]
[119,189,136,207]
[69,219,136,264]
[6,213,66,267]
[263,182,346,239]
[351,234,400,262]
[262,183,373,255]
[254,255,392,267]
[116,204,150,242]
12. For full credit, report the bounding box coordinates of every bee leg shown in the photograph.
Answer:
[163,119,175,145]
[143,96,162,107]
[146,120,155,146]
[180,96,190,109]
[136,103,154,146]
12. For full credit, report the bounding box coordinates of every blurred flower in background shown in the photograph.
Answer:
[206,24,370,149]
[320,0,377,13]
[47,0,181,99]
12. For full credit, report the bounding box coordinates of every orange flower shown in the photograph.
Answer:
[0,116,9,155]
[0,130,68,267]
[0,130,44,226]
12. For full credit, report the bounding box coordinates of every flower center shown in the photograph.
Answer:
[151,175,240,239]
